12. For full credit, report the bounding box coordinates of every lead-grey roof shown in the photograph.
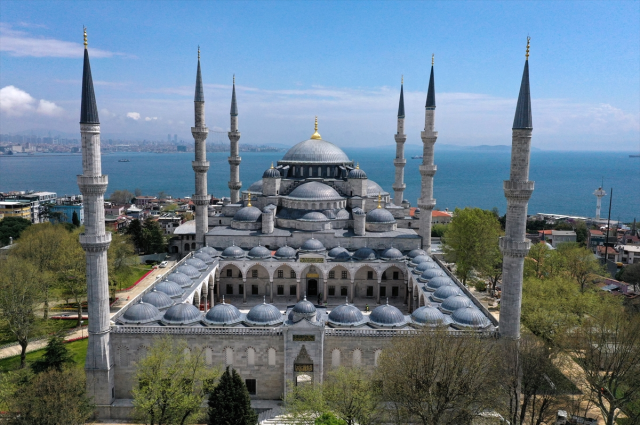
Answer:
[419,268,446,282]
[121,301,161,324]
[197,246,219,257]
[348,168,368,179]
[177,264,200,279]
[142,289,175,310]
[426,65,436,108]
[513,59,532,129]
[440,294,472,314]
[415,261,438,273]
[300,211,329,222]
[451,306,490,329]
[186,258,208,271]
[281,139,351,164]
[398,82,405,118]
[328,303,365,326]
[366,208,396,223]
[288,182,342,201]
[248,245,272,259]
[155,280,185,298]
[194,252,214,264]
[328,246,349,258]
[411,306,446,326]
[230,79,238,116]
[247,180,263,193]
[263,167,281,178]
[426,276,455,291]
[407,249,427,259]
[222,245,246,258]
[204,302,242,325]
[300,238,325,252]
[162,303,203,325]
[195,57,204,102]
[336,209,350,220]
[275,245,296,259]
[245,302,284,326]
[367,180,389,196]
[353,247,377,261]
[381,247,404,260]
[166,272,193,288]
[293,296,316,315]
[410,255,430,266]
[233,206,262,222]
[369,303,406,327]
[80,48,99,124]
[431,284,461,302]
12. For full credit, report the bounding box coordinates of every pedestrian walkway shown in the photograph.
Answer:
[0,327,86,360]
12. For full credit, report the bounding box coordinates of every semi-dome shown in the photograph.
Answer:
[204,302,242,326]
[248,245,272,259]
[407,249,427,259]
[419,269,447,282]
[233,206,262,222]
[245,301,284,326]
[162,303,202,325]
[369,303,406,327]
[366,208,395,223]
[247,180,263,194]
[221,245,246,258]
[426,276,455,291]
[288,182,342,201]
[432,284,461,302]
[353,247,377,261]
[328,246,350,260]
[186,258,208,271]
[415,261,439,273]
[193,252,214,264]
[411,306,446,326]
[155,280,185,298]
[300,238,325,252]
[410,255,430,266]
[348,168,367,179]
[336,209,350,220]
[367,180,388,196]
[176,264,200,279]
[197,246,219,257]
[281,138,351,164]
[451,306,490,329]
[121,301,161,324]
[262,167,281,178]
[275,245,296,259]
[440,295,473,314]
[328,302,365,326]
[300,211,329,221]
[381,247,404,260]
[141,289,174,310]
[166,272,193,288]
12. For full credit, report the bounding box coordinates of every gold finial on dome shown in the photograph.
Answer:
[356,162,360,169]
[311,116,322,140]
[270,162,274,169]
[432,53,434,66]
[247,192,252,207]
[83,27,87,49]
[526,36,530,60]
[377,193,382,209]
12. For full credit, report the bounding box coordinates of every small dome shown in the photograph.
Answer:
[186,258,208,271]
[288,182,342,200]
[300,238,325,252]
[451,306,490,329]
[141,290,174,310]
[245,301,284,326]
[432,284,461,302]
[323,210,337,219]
[177,264,200,279]
[369,303,406,327]
[427,276,455,291]
[328,246,349,259]
[407,249,427,259]
[410,255,430,266]
[162,303,202,325]
[166,272,193,288]
[248,245,272,259]
[300,211,329,222]
[221,245,246,258]
[233,206,263,222]
[348,168,367,179]
[262,167,281,178]
[275,245,296,259]
[204,302,242,326]
[419,268,447,282]
[197,246,219,257]
[194,252,214,264]
[247,180,263,194]
[352,207,366,216]
[381,247,404,260]
[353,247,377,261]
[336,209,350,220]
[328,303,365,326]
[411,306,446,326]
[155,280,185,298]
[440,295,472,314]
[415,261,439,273]
[366,208,395,224]
[121,302,161,324]
[293,296,317,315]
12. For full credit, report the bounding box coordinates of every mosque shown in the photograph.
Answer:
[78,29,534,419]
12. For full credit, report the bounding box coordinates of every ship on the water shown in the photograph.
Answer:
[412,155,423,159]
[118,159,130,162]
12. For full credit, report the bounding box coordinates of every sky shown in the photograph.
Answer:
[0,0,638,151]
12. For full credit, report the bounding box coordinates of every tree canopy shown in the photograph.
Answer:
[0,216,31,246]
[109,189,134,205]
[207,366,257,425]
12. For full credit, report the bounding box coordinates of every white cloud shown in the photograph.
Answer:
[144,116,158,121]
[0,24,131,58]
[126,112,140,120]
[0,85,64,117]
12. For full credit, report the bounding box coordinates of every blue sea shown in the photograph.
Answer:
[1,147,638,222]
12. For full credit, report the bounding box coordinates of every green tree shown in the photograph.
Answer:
[126,218,144,252]
[31,335,74,373]
[441,207,503,284]
[0,258,43,368]
[557,243,604,292]
[109,189,134,205]
[315,413,346,425]
[133,337,220,425]
[55,228,87,327]
[143,217,166,254]
[574,220,588,246]
[9,367,94,425]
[108,231,136,293]
[207,366,257,425]
[0,216,31,246]
[71,210,80,227]
[478,242,503,296]
[430,223,447,238]
[620,262,640,292]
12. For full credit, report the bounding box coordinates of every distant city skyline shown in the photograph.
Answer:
[0,0,638,151]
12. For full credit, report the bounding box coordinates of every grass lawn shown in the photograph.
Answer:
[116,264,153,290]
[0,338,88,373]
[0,319,87,346]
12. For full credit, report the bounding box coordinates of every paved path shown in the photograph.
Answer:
[0,327,86,360]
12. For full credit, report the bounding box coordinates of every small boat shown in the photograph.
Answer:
[118,159,130,162]
[630,154,640,158]
[411,155,423,159]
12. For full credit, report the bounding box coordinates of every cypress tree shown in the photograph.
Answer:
[207,366,258,425]
[72,210,81,227]
[31,335,75,373]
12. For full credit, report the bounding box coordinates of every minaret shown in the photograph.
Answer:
[418,55,438,251]
[392,76,407,206]
[228,75,242,203]
[499,38,535,340]
[191,47,210,248]
[78,28,114,405]
[593,186,606,220]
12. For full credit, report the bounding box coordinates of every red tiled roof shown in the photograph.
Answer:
[539,230,553,235]
[409,207,417,217]
[597,246,617,255]
[589,230,603,236]
[432,210,452,218]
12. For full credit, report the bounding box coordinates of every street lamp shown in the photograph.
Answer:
[80,320,84,338]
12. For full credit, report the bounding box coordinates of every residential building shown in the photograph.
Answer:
[0,201,31,221]
[587,229,605,253]
[615,245,640,265]
[49,203,84,225]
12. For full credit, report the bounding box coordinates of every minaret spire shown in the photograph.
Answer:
[499,37,535,340]
[77,27,114,406]
[228,75,242,203]
[191,47,211,251]
[392,76,407,206]
[418,56,438,251]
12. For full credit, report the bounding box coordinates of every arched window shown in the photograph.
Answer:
[191,242,196,249]
[268,348,276,366]
[308,166,312,176]
[327,166,331,176]
[300,166,304,176]
[185,243,190,251]
[352,349,362,366]
[332,349,341,367]
[247,348,255,366]
[318,166,322,176]
[225,347,234,365]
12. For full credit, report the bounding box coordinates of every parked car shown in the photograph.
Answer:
[159,261,168,268]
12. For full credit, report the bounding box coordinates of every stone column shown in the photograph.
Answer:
[323,279,328,304]
[242,278,247,304]
[269,279,274,303]
[296,279,301,302]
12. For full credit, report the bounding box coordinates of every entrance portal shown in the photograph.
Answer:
[307,279,318,296]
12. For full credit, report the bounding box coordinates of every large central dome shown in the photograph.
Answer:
[281,138,351,164]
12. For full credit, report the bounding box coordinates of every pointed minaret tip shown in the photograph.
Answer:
[80,27,99,124]
[512,37,532,129]
[230,75,238,116]
[194,47,204,102]
[426,55,436,109]
[397,76,405,118]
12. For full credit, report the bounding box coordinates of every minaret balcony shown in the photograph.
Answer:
[228,157,242,166]
[419,164,437,176]
[77,175,108,195]
[228,181,242,190]
[192,194,211,205]
[417,199,436,210]
[392,183,406,191]
[393,159,407,166]
[420,130,439,140]
[79,232,112,252]
[192,160,210,173]
[503,180,534,200]
[499,237,531,258]
[191,126,209,133]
